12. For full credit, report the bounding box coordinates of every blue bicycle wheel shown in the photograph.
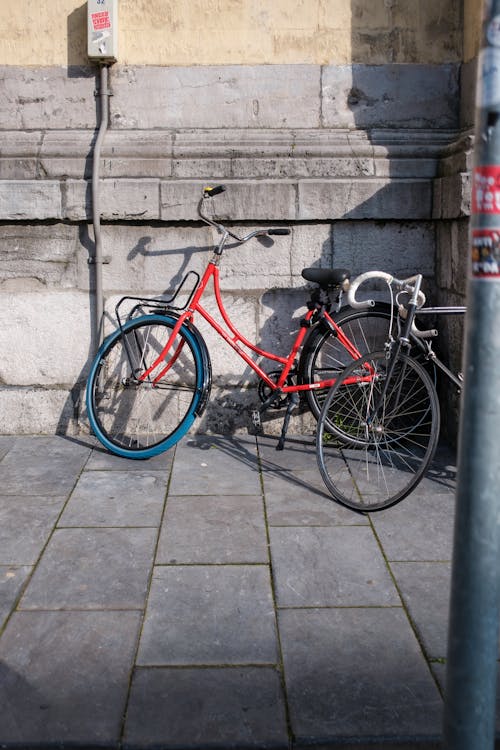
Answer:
[86,314,205,459]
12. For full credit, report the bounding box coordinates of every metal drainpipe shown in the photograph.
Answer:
[91,63,110,353]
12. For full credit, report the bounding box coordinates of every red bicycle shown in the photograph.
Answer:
[86,186,393,458]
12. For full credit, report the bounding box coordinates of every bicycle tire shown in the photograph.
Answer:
[299,302,395,421]
[316,350,440,511]
[86,314,205,459]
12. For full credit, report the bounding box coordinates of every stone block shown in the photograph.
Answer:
[169,434,261,496]
[298,178,432,220]
[101,130,173,178]
[370,490,455,562]
[322,63,459,129]
[38,130,94,179]
[64,178,160,220]
[0,611,141,746]
[20,527,157,610]
[156,494,268,564]
[270,526,399,607]
[436,219,469,297]
[0,224,78,289]
[0,291,91,385]
[0,436,91,495]
[136,564,278,665]
[0,387,76,435]
[59,471,168,528]
[0,66,96,130]
[279,608,442,741]
[434,174,471,219]
[0,180,62,220]
[331,221,435,278]
[124,667,288,749]
[391,561,452,659]
[0,132,40,179]
[0,496,66,565]
[0,566,31,630]
[160,179,296,221]
[289,223,333,279]
[111,65,321,129]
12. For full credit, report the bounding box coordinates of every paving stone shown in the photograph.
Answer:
[270,526,399,607]
[86,444,175,471]
[169,437,261,495]
[262,468,367,526]
[0,436,90,495]
[391,561,452,659]
[123,666,288,749]
[137,565,278,665]
[0,610,141,746]
[59,471,167,527]
[156,494,268,564]
[370,492,455,562]
[279,607,443,742]
[257,434,318,472]
[0,495,66,564]
[0,565,31,629]
[19,528,157,610]
[0,436,14,461]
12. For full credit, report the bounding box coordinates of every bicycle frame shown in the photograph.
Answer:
[138,254,365,393]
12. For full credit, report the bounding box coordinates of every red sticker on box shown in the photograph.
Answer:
[92,11,111,31]
[472,228,500,277]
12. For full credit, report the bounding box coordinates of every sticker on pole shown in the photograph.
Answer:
[472,166,500,214]
[472,229,500,277]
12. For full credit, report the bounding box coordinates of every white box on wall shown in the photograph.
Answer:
[87,0,118,62]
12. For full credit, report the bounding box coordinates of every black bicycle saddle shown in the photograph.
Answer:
[301,267,350,290]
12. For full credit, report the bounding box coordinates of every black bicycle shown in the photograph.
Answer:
[316,270,465,511]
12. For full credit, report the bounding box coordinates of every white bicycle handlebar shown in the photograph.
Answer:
[346,270,438,339]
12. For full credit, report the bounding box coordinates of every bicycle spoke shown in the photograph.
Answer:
[316,351,440,511]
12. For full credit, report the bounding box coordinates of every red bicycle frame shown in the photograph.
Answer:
[139,256,371,391]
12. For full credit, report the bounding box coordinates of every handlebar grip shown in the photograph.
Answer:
[203,185,226,197]
[346,271,394,309]
[268,228,291,236]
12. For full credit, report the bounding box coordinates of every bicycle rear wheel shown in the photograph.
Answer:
[86,314,205,459]
[316,350,440,511]
[299,303,395,421]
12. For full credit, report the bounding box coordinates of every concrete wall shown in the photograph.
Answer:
[0,1,480,438]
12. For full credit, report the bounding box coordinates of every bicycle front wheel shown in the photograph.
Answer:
[316,350,440,511]
[86,314,205,459]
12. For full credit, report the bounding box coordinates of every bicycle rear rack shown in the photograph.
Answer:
[115,270,200,331]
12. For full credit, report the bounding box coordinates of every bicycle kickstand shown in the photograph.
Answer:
[276,392,300,451]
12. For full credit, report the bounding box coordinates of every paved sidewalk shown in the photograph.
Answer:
[0,432,473,748]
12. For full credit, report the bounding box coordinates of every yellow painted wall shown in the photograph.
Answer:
[0,0,467,67]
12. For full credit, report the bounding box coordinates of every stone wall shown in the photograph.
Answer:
[0,59,471,438]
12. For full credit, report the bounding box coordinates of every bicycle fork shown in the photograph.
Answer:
[366,281,421,427]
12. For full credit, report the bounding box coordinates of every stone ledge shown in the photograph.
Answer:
[0,128,472,221]
[0,127,462,178]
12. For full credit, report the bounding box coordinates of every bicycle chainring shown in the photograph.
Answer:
[258,370,294,408]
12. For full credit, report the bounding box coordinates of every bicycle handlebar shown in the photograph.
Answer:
[198,185,291,244]
[346,270,437,339]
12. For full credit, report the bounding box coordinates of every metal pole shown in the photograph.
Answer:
[91,63,110,353]
[443,2,500,747]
